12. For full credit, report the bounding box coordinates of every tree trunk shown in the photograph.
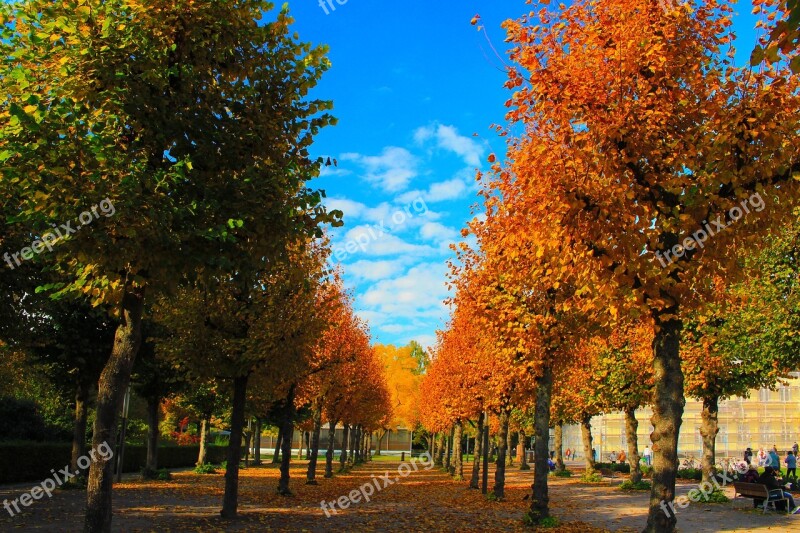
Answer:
[272,425,283,464]
[197,417,209,466]
[277,383,296,496]
[644,316,684,533]
[554,419,565,472]
[220,374,248,519]
[529,365,553,523]
[493,409,509,499]
[84,285,145,533]
[145,396,159,472]
[243,419,252,467]
[339,424,350,470]
[71,381,89,477]
[353,426,361,463]
[306,406,322,484]
[375,429,384,455]
[507,430,514,467]
[325,419,336,478]
[367,432,372,461]
[435,432,444,466]
[306,431,311,460]
[470,412,484,488]
[481,414,489,494]
[253,418,262,466]
[699,395,719,485]
[581,414,597,472]
[453,419,464,479]
[519,428,529,470]
[444,427,452,472]
[625,407,643,484]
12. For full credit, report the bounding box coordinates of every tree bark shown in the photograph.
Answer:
[519,428,529,470]
[435,432,445,466]
[325,419,336,478]
[272,425,283,464]
[644,316,684,533]
[481,413,489,494]
[339,423,350,471]
[581,414,597,472]
[699,395,719,485]
[375,429,385,455]
[84,285,145,533]
[493,409,509,499]
[507,430,514,467]
[197,417,209,466]
[444,426,452,472]
[145,395,159,472]
[71,381,89,477]
[529,365,553,523]
[470,412,484,488]
[306,405,322,484]
[277,383,296,496]
[625,407,643,484]
[220,374,248,519]
[252,418,262,466]
[453,419,464,479]
[554,419,565,472]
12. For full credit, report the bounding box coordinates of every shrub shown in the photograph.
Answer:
[594,462,631,473]
[620,480,652,491]
[702,488,730,503]
[676,468,702,480]
[580,471,604,483]
[194,463,218,474]
[523,512,560,528]
[552,469,572,477]
[141,467,172,481]
[640,465,653,478]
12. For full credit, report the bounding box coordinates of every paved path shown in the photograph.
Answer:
[1,458,799,531]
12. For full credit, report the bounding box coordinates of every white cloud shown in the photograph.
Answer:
[420,222,458,243]
[414,123,485,168]
[345,258,409,281]
[340,147,418,192]
[360,262,450,318]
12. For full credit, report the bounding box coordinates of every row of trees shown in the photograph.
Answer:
[424,1,800,532]
[0,1,397,531]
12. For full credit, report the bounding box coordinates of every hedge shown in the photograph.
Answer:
[594,462,631,473]
[0,443,227,484]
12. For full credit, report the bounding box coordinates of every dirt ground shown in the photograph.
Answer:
[1,458,799,532]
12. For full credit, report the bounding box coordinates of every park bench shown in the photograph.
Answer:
[732,482,788,513]
[599,468,617,479]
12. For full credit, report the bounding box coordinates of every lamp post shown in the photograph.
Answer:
[115,386,131,482]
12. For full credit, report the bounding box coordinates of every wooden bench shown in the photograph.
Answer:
[599,468,617,478]
[732,482,788,513]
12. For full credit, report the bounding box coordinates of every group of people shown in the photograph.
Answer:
[744,442,799,477]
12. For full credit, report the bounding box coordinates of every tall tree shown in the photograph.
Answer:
[495,1,800,530]
[0,1,338,530]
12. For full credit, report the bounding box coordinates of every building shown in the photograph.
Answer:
[559,374,800,461]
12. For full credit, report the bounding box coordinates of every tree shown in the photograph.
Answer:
[496,1,800,529]
[751,0,800,73]
[0,1,338,530]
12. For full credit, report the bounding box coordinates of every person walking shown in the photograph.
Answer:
[769,448,781,470]
[744,447,754,465]
[793,442,799,457]
[643,445,653,466]
[786,451,797,480]
[609,450,619,464]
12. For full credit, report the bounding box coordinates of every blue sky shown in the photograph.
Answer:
[285,0,763,350]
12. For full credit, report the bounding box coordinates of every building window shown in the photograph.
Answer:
[780,386,791,402]
[759,388,770,402]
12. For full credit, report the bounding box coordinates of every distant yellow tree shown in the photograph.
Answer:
[373,343,423,452]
